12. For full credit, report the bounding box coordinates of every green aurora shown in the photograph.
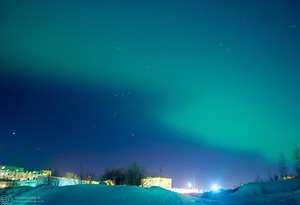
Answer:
[1,1,299,164]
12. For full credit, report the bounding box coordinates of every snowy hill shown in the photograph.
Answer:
[0,185,196,205]
[234,178,300,196]
[1,179,300,205]
[198,178,300,205]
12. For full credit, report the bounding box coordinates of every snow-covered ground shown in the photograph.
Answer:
[1,178,300,205]
[198,178,300,205]
[0,185,196,205]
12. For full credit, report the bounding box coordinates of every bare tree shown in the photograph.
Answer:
[294,145,300,178]
[42,159,60,186]
[255,173,261,182]
[86,171,96,184]
[102,168,126,185]
[278,152,287,179]
[125,162,146,186]
[78,165,85,184]
[268,172,273,181]
[101,162,147,186]
[159,165,164,177]
[6,155,23,187]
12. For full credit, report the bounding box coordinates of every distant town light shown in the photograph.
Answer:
[171,188,201,194]
[212,184,220,192]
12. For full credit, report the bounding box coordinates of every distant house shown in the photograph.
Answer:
[0,165,51,182]
[141,177,172,190]
[0,165,24,172]
[0,165,25,180]
[103,179,115,186]
[283,176,294,180]
[0,165,100,188]
[65,172,78,179]
[28,170,52,177]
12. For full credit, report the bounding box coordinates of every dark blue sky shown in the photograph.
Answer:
[1,0,299,189]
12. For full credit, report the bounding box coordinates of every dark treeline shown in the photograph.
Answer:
[101,162,146,186]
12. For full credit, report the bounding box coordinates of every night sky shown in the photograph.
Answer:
[1,0,300,190]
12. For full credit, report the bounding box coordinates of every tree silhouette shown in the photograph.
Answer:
[125,162,146,186]
[102,168,126,185]
[294,145,300,178]
[102,162,147,186]
[278,152,287,179]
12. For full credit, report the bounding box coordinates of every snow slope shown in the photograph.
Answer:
[197,178,300,205]
[234,178,300,196]
[1,179,300,205]
[0,185,197,205]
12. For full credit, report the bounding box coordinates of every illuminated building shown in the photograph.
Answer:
[0,166,24,172]
[65,172,77,179]
[283,176,294,180]
[141,177,172,190]
[0,165,100,188]
[103,179,115,186]
[0,165,51,181]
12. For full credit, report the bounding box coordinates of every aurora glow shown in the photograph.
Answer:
[1,1,299,189]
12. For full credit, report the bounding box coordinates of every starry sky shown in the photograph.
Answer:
[0,0,299,189]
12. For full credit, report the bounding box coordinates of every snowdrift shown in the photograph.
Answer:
[1,185,196,205]
[234,178,300,196]
[197,178,300,205]
[1,179,300,205]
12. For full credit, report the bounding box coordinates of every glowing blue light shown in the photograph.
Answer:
[212,184,220,192]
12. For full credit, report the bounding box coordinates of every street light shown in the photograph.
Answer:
[212,184,220,192]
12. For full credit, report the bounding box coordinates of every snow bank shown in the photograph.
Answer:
[234,178,300,196]
[2,179,300,205]
[3,185,197,205]
[194,179,300,205]
[0,186,35,197]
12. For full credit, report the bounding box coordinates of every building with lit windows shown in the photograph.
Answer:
[0,165,51,181]
[141,177,172,190]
